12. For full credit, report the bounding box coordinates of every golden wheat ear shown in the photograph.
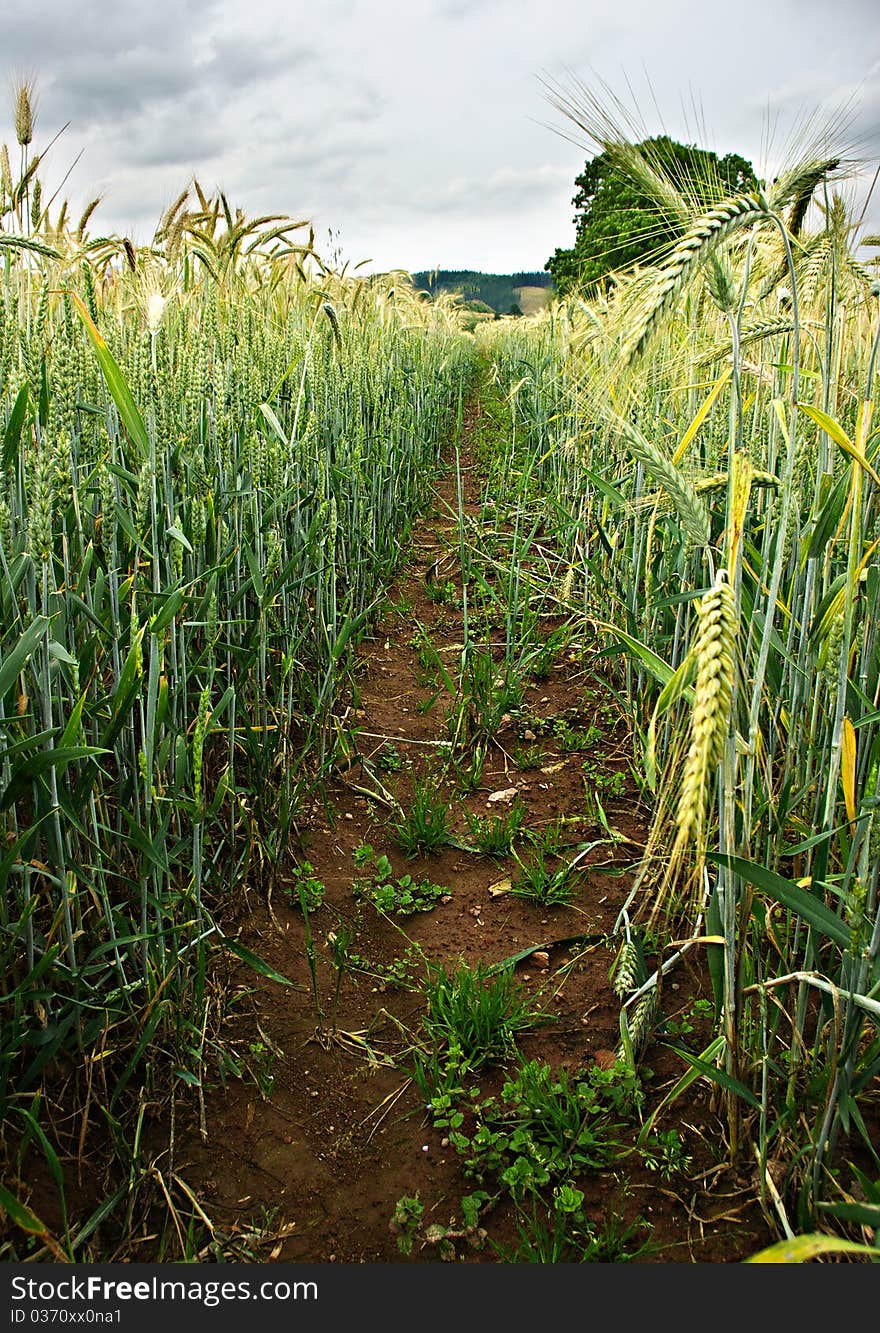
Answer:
[14,78,36,148]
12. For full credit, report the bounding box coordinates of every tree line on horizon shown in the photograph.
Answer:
[412,269,553,315]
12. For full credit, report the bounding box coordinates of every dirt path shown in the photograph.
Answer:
[173,397,771,1263]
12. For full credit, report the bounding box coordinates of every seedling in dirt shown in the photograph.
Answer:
[410,620,456,705]
[582,784,619,838]
[286,861,325,912]
[502,1193,654,1263]
[394,1190,490,1261]
[512,743,543,771]
[639,1129,693,1180]
[580,686,618,730]
[414,1037,473,1103]
[347,941,422,990]
[518,624,573,683]
[516,712,550,739]
[582,757,626,796]
[414,638,444,690]
[464,798,526,856]
[391,778,452,856]
[352,845,449,915]
[285,867,324,1015]
[438,1058,633,1209]
[389,1194,424,1255]
[664,997,713,1039]
[361,873,447,916]
[389,1187,489,1261]
[375,743,403,773]
[452,742,486,793]
[509,848,577,907]
[353,842,376,868]
[420,961,547,1075]
[552,716,603,753]
[499,1060,626,1180]
[299,888,323,1018]
[424,577,459,607]
[524,814,579,857]
[247,1041,275,1099]
[327,920,356,1023]
[449,648,524,750]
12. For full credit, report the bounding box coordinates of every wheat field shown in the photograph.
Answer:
[2,78,879,1262]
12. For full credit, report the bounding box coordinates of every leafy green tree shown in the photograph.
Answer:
[547,136,758,295]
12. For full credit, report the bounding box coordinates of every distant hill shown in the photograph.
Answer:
[412,269,554,316]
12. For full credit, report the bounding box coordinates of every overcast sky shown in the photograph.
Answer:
[2,0,878,274]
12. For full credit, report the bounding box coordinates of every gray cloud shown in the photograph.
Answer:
[412,164,572,216]
[432,0,515,17]
[203,30,315,89]
[0,0,877,271]
[58,53,206,122]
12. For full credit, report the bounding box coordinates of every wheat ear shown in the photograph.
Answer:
[617,418,711,547]
[768,157,841,235]
[674,570,737,855]
[622,193,768,363]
